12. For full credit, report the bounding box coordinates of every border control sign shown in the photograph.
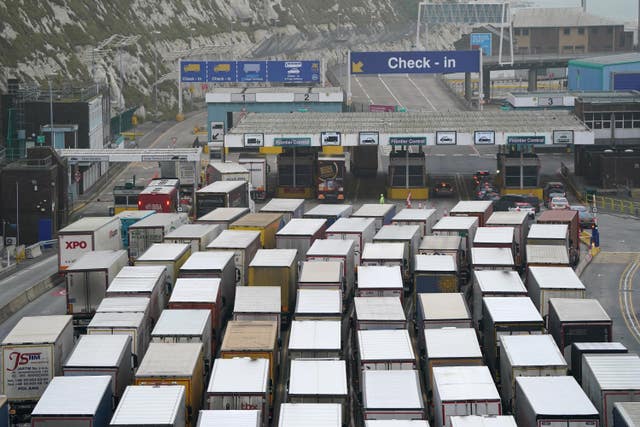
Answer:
[351,50,480,75]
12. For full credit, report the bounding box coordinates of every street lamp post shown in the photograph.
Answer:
[151,30,161,118]
[47,76,54,146]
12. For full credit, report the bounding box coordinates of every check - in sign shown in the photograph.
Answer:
[389,136,427,146]
[351,50,480,75]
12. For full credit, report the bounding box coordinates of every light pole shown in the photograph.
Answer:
[47,75,54,146]
[415,2,427,50]
[151,30,161,118]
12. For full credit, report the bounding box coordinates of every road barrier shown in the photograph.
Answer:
[0,273,64,324]
[584,194,640,218]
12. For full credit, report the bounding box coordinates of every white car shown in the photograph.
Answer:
[550,196,570,210]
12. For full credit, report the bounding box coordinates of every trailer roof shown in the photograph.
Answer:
[260,198,305,213]
[355,297,406,321]
[529,266,584,289]
[234,286,281,313]
[366,421,430,427]
[449,416,517,427]
[613,403,640,426]
[357,329,415,361]
[362,242,405,260]
[221,321,278,351]
[250,249,297,267]
[550,298,610,322]
[433,215,478,231]
[140,185,174,195]
[304,204,353,218]
[419,235,463,251]
[299,261,342,283]
[97,296,150,313]
[197,180,246,193]
[136,342,202,377]
[65,334,131,368]
[88,311,144,329]
[197,410,261,426]
[117,210,156,220]
[515,376,598,415]
[230,212,283,228]
[306,239,354,257]
[528,223,568,240]
[525,245,570,265]
[424,328,482,359]
[196,207,249,222]
[471,247,515,267]
[500,335,567,367]
[209,161,249,174]
[583,353,640,390]
[107,278,160,295]
[326,217,375,233]
[111,385,184,424]
[180,251,234,271]
[483,297,543,323]
[432,366,500,401]
[357,266,403,289]
[207,357,269,393]
[392,208,437,222]
[136,243,190,261]
[169,278,221,303]
[148,178,179,187]
[152,309,210,336]
[2,315,71,344]
[66,250,127,271]
[164,223,220,240]
[289,320,341,351]
[374,224,421,241]
[419,293,471,321]
[289,360,348,396]
[129,212,188,229]
[32,376,112,416]
[295,289,342,314]
[352,203,396,218]
[207,229,260,249]
[473,270,526,293]
[114,265,166,280]
[538,209,578,222]
[278,403,342,427]
[572,342,627,351]
[473,227,514,244]
[59,216,117,233]
[363,370,423,410]
[415,254,457,272]
[486,211,529,226]
[277,218,326,236]
[451,200,493,213]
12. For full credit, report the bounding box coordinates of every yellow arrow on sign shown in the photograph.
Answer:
[352,61,364,73]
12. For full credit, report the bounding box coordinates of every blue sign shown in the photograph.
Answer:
[470,33,492,56]
[268,60,320,83]
[238,61,267,82]
[180,61,206,82]
[207,61,237,82]
[351,50,480,75]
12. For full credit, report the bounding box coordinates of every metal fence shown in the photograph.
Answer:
[585,194,640,218]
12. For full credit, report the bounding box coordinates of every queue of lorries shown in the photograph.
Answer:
[0,197,639,427]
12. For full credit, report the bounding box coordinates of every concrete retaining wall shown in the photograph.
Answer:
[0,274,63,324]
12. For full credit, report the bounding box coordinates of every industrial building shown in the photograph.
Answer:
[568,53,640,91]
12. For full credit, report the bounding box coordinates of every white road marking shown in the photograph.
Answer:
[354,77,373,104]
[406,74,436,111]
[377,75,404,109]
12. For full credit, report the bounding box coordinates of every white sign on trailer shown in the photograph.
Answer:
[3,345,53,400]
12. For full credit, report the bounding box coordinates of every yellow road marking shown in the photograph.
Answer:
[618,255,640,344]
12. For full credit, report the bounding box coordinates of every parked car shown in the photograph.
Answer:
[509,202,536,218]
[570,205,596,229]
[494,194,530,211]
[543,182,566,207]
[432,181,455,197]
[550,196,570,210]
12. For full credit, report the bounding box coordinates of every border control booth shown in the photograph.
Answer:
[388,137,428,200]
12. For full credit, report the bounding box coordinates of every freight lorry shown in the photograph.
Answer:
[110,385,186,427]
[164,223,221,252]
[392,208,437,237]
[362,370,425,421]
[287,360,348,420]
[294,289,342,321]
[58,216,122,271]
[195,207,249,229]
[248,249,298,315]
[207,229,261,287]
[325,217,376,266]
[306,239,355,299]
[128,212,189,261]
[276,218,327,255]
[352,204,397,232]
[450,200,494,227]
[259,198,305,224]
[527,267,586,320]
[107,265,170,323]
[239,155,268,201]
[303,204,353,227]
[537,209,580,266]
[116,210,155,248]
[134,243,191,288]
[230,213,283,249]
[288,320,342,360]
[87,311,150,364]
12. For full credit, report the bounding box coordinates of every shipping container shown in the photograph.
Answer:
[613,402,640,427]
[352,204,397,232]
[206,358,269,426]
[450,201,494,227]
[287,360,348,421]
[151,310,213,373]
[499,334,568,411]
[238,155,268,201]
[87,312,149,363]
[374,225,421,277]
[63,334,133,402]
[288,320,342,360]
[514,376,599,427]
[326,217,376,265]
[486,211,531,269]
[432,216,479,268]
[58,216,122,271]
[362,370,425,420]
[418,293,472,331]
[164,223,221,253]
[433,366,501,427]
[195,180,249,218]
[248,249,298,314]
[233,286,281,328]
[207,229,261,286]
[473,227,515,255]
[582,354,640,427]
[357,266,403,301]
[418,235,464,268]
[298,261,344,292]
[135,243,191,289]
[127,213,189,261]
[450,416,517,427]
[392,208,438,237]
[361,243,407,282]
[527,267,586,320]
[1,315,74,421]
[110,385,186,427]
[306,239,355,298]
[525,244,570,268]
[65,250,129,324]
[135,342,204,426]
[472,271,527,329]
[220,321,279,392]
[537,210,580,266]
[197,410,261,427]
[260,198,305,224]
[424,328,483,393]
[116,210,155,248]
[470,248,515,271]
[278,403,342,427]
[482,297,544,381]
[97,296,151,321]
[527,224,569,247]
[294,289,342,321]
[354,297,406,330]
[304,204,353,227]
[205,161,250,184]
[276,218,327,255]
[230,213,284,249]
[195,207,250,229]
[30,376,113,427]
[414,255,459,294]
[357,329,416,387]
[570,342,627,384]
[549,298,612,361]
[107,265,170,323]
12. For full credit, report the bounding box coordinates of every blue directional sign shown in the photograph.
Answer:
[238,61,267,82]
[351,50,480,75]
[207,61,237,82]
[268,60,320,83]
[180,61,206,82]
[470,33,492,56]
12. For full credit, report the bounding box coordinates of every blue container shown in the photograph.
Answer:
[117,210,155,248]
